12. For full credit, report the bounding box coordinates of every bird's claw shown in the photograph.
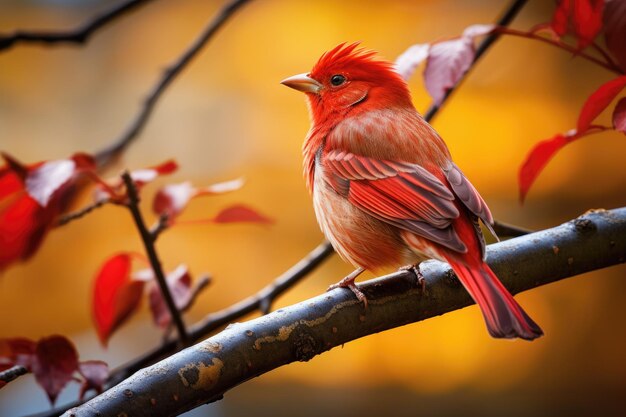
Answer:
[400,263,426,293]
[328,273,368,309]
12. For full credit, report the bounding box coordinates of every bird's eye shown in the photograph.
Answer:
[330,74,346,86]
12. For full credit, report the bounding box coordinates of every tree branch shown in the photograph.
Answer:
[31,241,334,417]
[63,208,626,417]
[0,0,154,51]
[0,0,252,167]
[121,172,189,345]
[496,27,624,75]
[107,240,334,385]
[61,208,626,417]
[0,365,28,385]
[93,0,252,167]
[56,199,110,227]
[492,220,532,237]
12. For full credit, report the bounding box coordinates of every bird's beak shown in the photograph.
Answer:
[280,73,323,94]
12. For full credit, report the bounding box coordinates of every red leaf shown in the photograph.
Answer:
[130,159,178,186]
[0,337,37,370]
[423,24,494,105]
[0,192,56,271]
[25,159,77,207]
[153,178,244,219]
[462,24,496,38]
[551,0,571,35]
[604,0,626,72]
[94,160,179,202]
[78,360,108,400]
[424,37,474,105]
[572,0,604,49]
[0,336,107,401]
[71,153,97,171]
[577,75,626,133]
[148,265,193,329]
[32,336,79,405]
[152,160,178,175]
[519,132,576,203]
[0,166,24,200]
[199,178,244,195]
[0,337,36,391]
[0,153,93,271]
[395,43,430,81]
[613,97,626,133]
[92,253,145,346]
[550,0,604,49]
[153,182,196,218]
[3,152,96,208]
[213,204,273,224]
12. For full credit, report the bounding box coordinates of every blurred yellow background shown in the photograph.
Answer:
[0,0,625,416]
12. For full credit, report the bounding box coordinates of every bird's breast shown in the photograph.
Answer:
[327,107,451,166]
[311,159,414,272]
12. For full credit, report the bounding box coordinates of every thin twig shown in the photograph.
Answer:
[496,27,623,74]
[121,172,189,345]
[591,41,621,71]
[94,0,252,167]
[423,0,529,121]
[194,240,335,323]
[163,274,212,341]
[56,199,109,227]
[107,240,334,385]
[0,0,154,51]
[493,220,532,237]
[0,365,28,384]
[149,214,170,239]
[183,274,212,312]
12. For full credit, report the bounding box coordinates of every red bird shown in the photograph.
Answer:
[281,43,543,340]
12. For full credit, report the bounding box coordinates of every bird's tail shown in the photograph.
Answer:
[444,257,543,341]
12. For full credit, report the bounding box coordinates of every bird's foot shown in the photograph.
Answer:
[328,267,367,308]
[400,263,426,293]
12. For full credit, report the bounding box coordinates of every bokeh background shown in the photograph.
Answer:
[1,0,625,416]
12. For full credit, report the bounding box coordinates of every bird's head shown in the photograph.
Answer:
[281,42,412,124]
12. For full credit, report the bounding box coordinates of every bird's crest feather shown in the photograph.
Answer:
[310,42,396,81]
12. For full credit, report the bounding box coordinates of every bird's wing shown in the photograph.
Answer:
[443,162,496,238]
[443,162,498,259]
[323,149,468,253]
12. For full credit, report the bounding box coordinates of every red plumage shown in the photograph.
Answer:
[282,43,542,340]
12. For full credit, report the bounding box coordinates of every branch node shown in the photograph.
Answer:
[444,269,461,287]
[150,214,170,240]
[574,217,596,234]
[259,297,273,315]
[294,331,319,362]
[121,172,189,345]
